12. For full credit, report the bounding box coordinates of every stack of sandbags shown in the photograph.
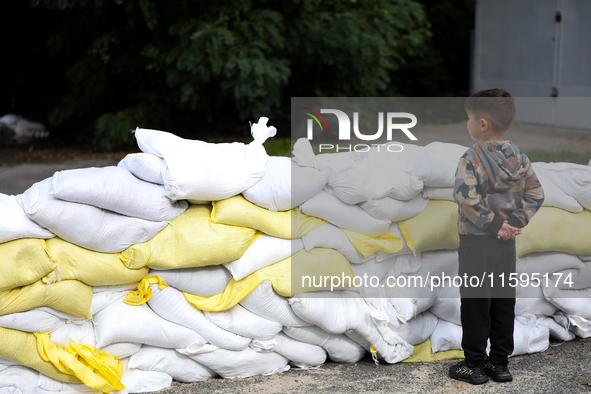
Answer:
[1,126,591,393]
[291,137,591,358]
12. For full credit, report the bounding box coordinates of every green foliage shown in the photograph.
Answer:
[21,0,434,149]
[93,107,145,150]
[264,138,292,157]
[524,150,591,165]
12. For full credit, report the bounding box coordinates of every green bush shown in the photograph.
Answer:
[93,107,145,150]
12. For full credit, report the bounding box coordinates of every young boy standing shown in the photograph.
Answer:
[449,89,545,385]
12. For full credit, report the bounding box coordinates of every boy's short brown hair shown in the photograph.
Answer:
[464,88,516,132]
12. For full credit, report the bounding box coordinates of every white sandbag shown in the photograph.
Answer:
[102,342,142,359]
[117,152,165,185]
[0,366,39,394]
[300,190,391,237]
[51,166,188,222]
[0,194,54,243]
[90,291,127,316]
[35,307,86,322]
[251,332,327,367]
[37,373,101,393]
[360,193,428,222]
[49,320,96,348]
[21,178,168,253]
[428,286,461,325]
[430,319,462,353]
[329,148,424,204]
[224,235,301,281]
[149,266,231,297]
[393,141,469,187]
[387,310,438,346]
[533,162,591,211]
[536,315,575,341]
[293,138,423,204]
[282,326,367,363]
[532,164,583,212]
[204,304,282,340]
[289,291,414,363]
[302,224,367,264]
[542,280,591,320]
[515,283,559,316]
[147,284,251,350]
[511,315,549,356]
[93,299,206,349]
[243,157,328,211]
[381,254,420,277]
[381,270,436,323]
[556,264,591,290]
[115,368,172,394]
[517,252,584,276]
[240,280,311,328]
[128,346,216,383]
[421,187,454,201]
[0,309,65,333]
[351,258,396,284]
[568,315,591,338]
[134,119,275,201]
[413,250,459,277]
[178,347,290,379]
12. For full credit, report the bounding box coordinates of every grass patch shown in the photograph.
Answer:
[264,138,292,157]
[524,149,591,165]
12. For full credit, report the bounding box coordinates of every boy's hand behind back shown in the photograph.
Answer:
[497,220,522,241]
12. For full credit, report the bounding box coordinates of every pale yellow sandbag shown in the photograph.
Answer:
[0,326,81,384]
[342,229,403,258]
[399,200,459,253]
[0,238,56,292]
[43,238,149,286]
[35,333,124,392]
[120,205,258,270]
[401,338,464,363]
[0,279,92,318]
[211,195,326,239]
[183,248,354,312]
[516,207,591,257]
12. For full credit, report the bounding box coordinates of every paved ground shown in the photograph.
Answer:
[151,338,591,394]
[1,123,590,393]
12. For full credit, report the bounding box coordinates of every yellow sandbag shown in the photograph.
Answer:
[0,326,81,384]
[184,248,354,312]
[399,200,459,253]
[0,238,56,292]
[401,338,464,363]
[43,238,149,286]
[35,333,124,392]
[0,280,92,318]
[342,229,403,258]
[120,205,257,270]
[211,195,326,239]
[516,207,591,257]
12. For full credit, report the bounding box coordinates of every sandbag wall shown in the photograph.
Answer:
[0,124,590,393]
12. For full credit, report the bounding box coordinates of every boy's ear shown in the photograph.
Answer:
[480,117,490,132]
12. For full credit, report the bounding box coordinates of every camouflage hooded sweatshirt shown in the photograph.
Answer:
[453,140,544,244]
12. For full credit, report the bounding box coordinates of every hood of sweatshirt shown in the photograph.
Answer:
[473,140,528,185]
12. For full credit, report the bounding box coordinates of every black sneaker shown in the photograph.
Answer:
[483,358,513,382]
[449,360,489,385]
